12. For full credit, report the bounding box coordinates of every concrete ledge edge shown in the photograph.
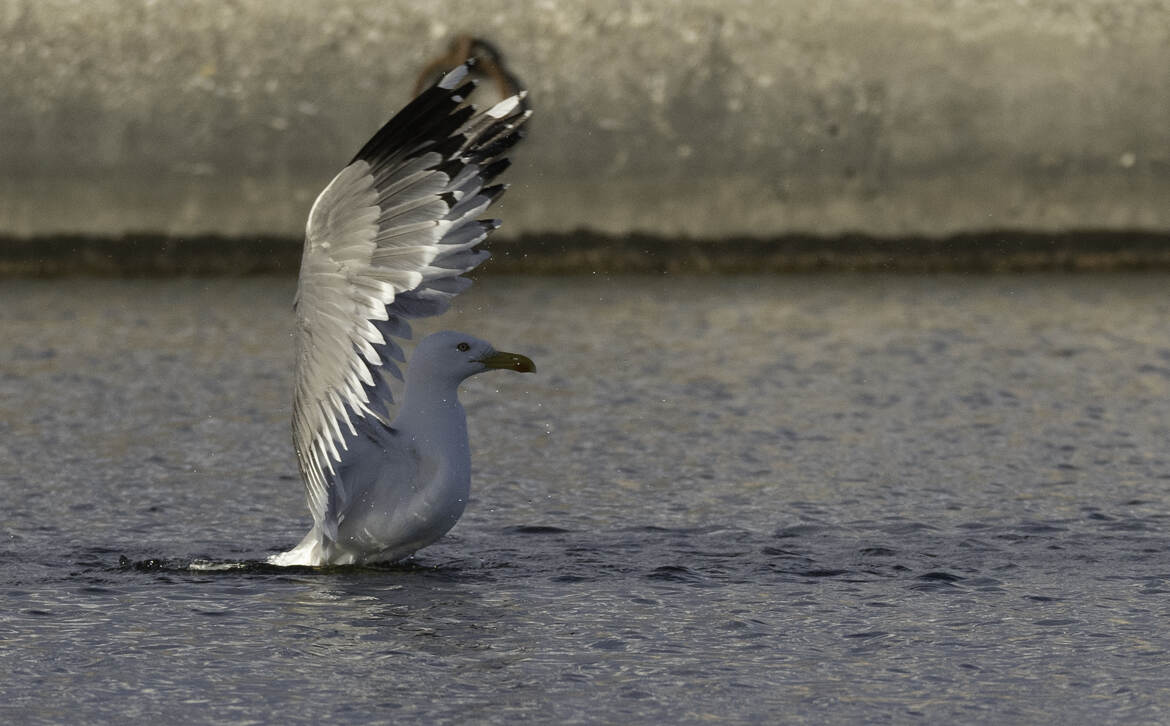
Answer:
[1,230,1169,277]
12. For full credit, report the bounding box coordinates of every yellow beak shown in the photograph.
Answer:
[478,350,536,373]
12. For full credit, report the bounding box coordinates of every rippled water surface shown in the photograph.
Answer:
[2,274,1170,724]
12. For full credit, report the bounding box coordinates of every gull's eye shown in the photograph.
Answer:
[456,342,471,352]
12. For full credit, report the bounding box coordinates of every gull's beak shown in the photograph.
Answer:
[478,350,536,373]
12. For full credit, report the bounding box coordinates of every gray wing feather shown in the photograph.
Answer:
[327,417,419,536]
[292,62,530,536]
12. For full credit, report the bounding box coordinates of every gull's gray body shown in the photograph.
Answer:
[268,64,533,567]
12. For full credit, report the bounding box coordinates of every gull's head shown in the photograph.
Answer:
[413,331,536,383]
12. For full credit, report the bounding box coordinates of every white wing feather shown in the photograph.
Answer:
[292,63,530,536]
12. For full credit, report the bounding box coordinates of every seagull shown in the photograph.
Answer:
[268,62,534,567]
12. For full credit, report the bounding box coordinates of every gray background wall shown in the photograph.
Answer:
[1,0,1168,239]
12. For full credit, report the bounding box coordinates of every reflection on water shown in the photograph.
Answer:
[1,275,1170,723]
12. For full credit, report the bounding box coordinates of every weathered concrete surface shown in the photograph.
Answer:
[1,0,1168,239]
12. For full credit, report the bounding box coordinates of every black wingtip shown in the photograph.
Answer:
[480,158,512,184]
[350,74,480,167]
[476,130,526,161]
[480,184,508,205]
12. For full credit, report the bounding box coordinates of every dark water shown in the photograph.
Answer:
[2,275,1169,724]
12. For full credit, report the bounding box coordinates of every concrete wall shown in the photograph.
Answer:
[1,0,1168,239]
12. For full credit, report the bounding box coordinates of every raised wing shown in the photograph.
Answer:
[292,62,530,536]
